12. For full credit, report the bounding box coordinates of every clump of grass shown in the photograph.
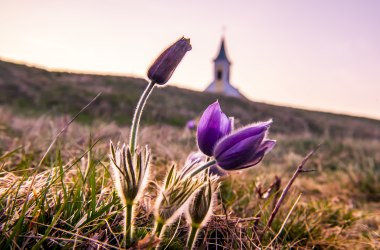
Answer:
[0,122,379,249]
[348,165,380,203]
[0,145,120,249]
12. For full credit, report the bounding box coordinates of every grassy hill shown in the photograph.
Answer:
[1,59,379,249]
[1,59,379,139]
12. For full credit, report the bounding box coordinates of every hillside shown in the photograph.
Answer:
[1,59,380,249]
[0,59,379,139]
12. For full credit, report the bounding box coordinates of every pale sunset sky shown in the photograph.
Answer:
[0,0,379,119]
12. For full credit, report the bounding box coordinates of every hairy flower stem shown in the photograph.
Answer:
[189,160,217,177]
[186,225,200,249]
[129,81,156,153]
[154,220,165,238]
[124,203,134,248]
[149,219,166,250]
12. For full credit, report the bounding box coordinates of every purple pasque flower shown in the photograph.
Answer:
[147,37,192,85]
[197,101,232,156]
[214,120,276,171]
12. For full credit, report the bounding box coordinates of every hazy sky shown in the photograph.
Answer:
[1,0,379,119]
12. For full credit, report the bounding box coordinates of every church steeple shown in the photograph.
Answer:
[204,36,243,98]
[214,38,231,64]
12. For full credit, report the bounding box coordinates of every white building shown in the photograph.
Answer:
[204,37,243,98]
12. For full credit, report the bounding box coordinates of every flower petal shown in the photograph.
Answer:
[215,132,265,170]
[197,101,231,156]
[237,140,276,170]
[214,120,271,158]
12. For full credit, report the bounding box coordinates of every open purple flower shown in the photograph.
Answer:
[197,101,232,156]
[214,120,275,171]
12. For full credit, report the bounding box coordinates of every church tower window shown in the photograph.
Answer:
[217,70,223,80]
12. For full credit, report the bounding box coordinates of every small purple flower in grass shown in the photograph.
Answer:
[186,119,196,131]
[183,151,228,177]
[186,151,205,165]
[147,37,192,85]
[214,120,276,171]
[197,101,232,156]
[209,165,228,177]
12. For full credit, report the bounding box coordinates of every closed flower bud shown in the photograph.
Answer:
[185,173,218,249]
[154,165,204,226]
[147,37,192,85]
[109,142,151,205]
[187,174,218,227]
[197,101,232,156]
[214,120,276,171]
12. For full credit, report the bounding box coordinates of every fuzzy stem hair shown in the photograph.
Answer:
[188,159,217,177]
[186,224,200,250]
[124,203,134,247]
[129,81,156,153]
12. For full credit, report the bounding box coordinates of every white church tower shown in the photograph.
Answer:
[204,37,242,97]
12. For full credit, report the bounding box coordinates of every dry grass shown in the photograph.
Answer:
[0,107,379,249]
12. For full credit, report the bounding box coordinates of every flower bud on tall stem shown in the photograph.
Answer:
[109,143,150,248]
[147,37,192,85]
[129,37,191,153]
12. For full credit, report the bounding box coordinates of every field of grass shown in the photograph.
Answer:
[1,59,380,139]
[0,106,379,249]
[0,59,379,249]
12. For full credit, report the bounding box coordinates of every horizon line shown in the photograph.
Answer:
[1,56,379,122]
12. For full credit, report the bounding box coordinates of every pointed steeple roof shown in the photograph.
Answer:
[214,37,230,63]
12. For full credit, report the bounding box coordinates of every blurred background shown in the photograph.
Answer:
[1,0,380,119]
